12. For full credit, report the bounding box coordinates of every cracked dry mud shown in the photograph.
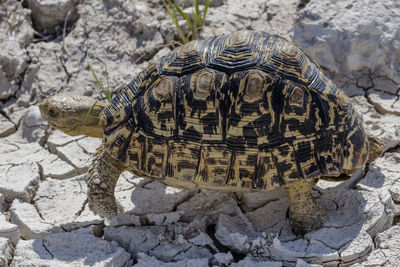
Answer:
[1,0,399,266]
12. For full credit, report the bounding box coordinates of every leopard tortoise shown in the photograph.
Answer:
[40,30,384,235]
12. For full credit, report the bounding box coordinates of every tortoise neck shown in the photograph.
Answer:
[81,100,107,138]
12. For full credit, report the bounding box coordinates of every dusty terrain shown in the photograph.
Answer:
[0,0,399,266]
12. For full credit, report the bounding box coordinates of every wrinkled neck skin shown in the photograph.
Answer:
[39,94,107,139]
[71,101,106,138]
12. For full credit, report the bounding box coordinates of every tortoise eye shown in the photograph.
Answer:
[48,108,57,118]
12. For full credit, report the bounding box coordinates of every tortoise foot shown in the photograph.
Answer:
[88,193,118,220]
[288,200,326,235]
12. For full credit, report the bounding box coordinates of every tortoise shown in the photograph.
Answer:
[39,30,384,235]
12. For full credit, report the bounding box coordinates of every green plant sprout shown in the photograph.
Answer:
[163,0,210,43]
[88,63,112,103]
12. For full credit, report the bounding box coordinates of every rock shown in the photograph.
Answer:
[356,249,387,266]
[18,106,48,143]
[26,0,80,34]
[135,252,209,267]
[104,225,167,256]
[351,96,400,150]
[0,115,16,138]
[23,42,68,97]
[215,213,257,254]
[39,155,78,179]
[1,136,78,178]
[230,256,283,267]
[292,0,400,86]
[105,224,213,262]
[47,129,82,148]
[366,225,400,266]
[126,181,194,215]
[10,199,63,240]
[11,232,132,266]
[241,188,287,211]
[149,240,192,262]
[0,66,17,100]
[358,152,400,202]
[202,0,298,40]
[211,252,234,266]
[0,213,20,246]
[367,89,400,116]
[0,161,39,202]
[34,174,102,231]
[246,197,290,235]
[177,190,238,221]
[0,238,13,267]
[47,134,100,173]
[0,0,33,96]
[239,185,394,265]
[0,193,3,210]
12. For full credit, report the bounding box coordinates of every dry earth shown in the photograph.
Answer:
[0,0,400,266]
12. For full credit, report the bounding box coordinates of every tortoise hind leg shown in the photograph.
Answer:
[87,145,122,219]
[284,179,326,235]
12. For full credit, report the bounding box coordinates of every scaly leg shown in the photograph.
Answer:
[87,145,122,219]
[284,179,325,235]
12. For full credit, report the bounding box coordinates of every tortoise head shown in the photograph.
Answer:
[39,94,107,138]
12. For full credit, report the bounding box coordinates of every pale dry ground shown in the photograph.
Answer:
[0,0,399,266]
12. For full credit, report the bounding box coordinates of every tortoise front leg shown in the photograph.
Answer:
[284,179,325,235]
[87,145,121,219]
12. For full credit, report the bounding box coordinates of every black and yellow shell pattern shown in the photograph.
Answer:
[100,30,369,192]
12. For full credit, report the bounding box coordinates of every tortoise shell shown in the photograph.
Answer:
[100,30,369,192]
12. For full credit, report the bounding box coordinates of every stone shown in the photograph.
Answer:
[10,199,63,240]
[125,181,194,215]
[47,133,100,167]
[211,252,234,266]
[0,237,13,267]
[351,96,400,150]
[0,66,17,100]
[366,225,400,266]
[0,194,3,210]
[149,240,192,262]
[53,141,93,171]
[47,129,82,148]
[26,0,80,34]
[23,42,68,97]
[292,0,400,85]
[0,114,16,138]
[0,213,20,246]
[230,256,283,267]
[358,249,387,266]
[358,152,400,202]
[239,185,394,265]
[215,213,257,254]
[11,232,132,266]
[177,190,238,221]
[0,161,40,202]
[202,0,298,40]
[0,0,33,96]
[246,197,290,234]
[39,155,78,179]
[34,174,102,231]
[104,225,167,256]
[367,89,400,116]
[17,105,48,143]
[241,188,287,211]
[135,252,209,267]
